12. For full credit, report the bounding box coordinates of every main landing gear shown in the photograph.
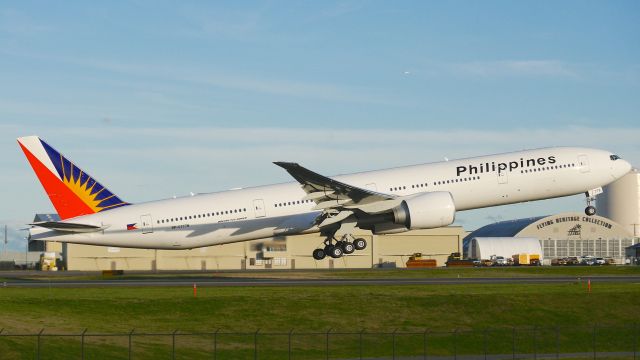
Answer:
[312,234,368,260]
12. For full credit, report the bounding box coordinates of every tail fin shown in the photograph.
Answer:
[17,136,130,220]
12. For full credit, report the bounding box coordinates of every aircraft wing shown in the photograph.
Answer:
[273,162,399,212]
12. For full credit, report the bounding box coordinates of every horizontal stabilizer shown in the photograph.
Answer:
[30,221,106,233]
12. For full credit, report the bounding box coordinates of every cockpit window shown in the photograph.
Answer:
[610,155,621,161]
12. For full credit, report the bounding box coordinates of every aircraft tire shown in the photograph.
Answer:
[585,206,596,216]
[312,248,326,260]
[342,242,355,254]
[329,246,343,259]
[354,238,367,251]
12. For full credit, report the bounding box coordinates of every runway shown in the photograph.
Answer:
[2,276,640,288]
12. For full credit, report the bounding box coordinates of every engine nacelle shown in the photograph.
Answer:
[392,192,456,229]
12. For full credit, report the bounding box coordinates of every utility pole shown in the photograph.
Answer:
[2,225,6,257]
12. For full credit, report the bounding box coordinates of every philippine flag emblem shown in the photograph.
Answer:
[127,223,138,231]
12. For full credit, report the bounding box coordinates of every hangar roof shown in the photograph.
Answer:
[465,216,546,239]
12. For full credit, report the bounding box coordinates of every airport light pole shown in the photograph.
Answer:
[2,225,6,258]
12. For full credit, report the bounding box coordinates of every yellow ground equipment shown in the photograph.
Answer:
[39,252,58,271]
[513,253,541,266]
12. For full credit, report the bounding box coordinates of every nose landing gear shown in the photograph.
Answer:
[584,187,602,216]
[585,205,596,216]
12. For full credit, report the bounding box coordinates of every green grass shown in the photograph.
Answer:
[2,267,640,358]
[1,280,639,359]
[2,283,639,332]
[8,264,640,282]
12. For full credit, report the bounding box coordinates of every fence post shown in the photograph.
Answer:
[359,329,365,360]
[512,326,516,360]
[326,328,332,360]
[172,329,178,360]
[484,328,488,360]
[556,325,560,359]
[81,328,87,360]
[213,328,220,360]
[392,329,397,360]
[533,325,537,360]
[128,329,134,360]
[593,324,597,360]
[453,329,458,360]
[423,329,429,360]
[635,323,638,360]
[288,329,293,360]
[37,328,44,360]
[254,329,259,360]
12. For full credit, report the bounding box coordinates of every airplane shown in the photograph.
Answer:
[18,136,632,260]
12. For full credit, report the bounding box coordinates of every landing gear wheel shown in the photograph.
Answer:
[585,206,596,216]
[324,244,334,254]
[312,248,326,260]
[329,245,344,258]
[354,238,367,251]
[341,242,355,254]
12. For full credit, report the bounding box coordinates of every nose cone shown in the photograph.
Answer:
[619,159,632,177]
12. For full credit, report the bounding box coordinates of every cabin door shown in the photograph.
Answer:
[578,155,590,173]
[253,199,266,218]
[140,214,154,234]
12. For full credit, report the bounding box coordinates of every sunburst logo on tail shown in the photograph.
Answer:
[41,139,129,213]
[18,136,130,220]
[62,168,113,212]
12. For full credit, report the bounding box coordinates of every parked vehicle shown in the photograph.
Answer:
[566,257,580,265]
[490,255,510,266]
[582,256,596,266]
[551,258,567,266]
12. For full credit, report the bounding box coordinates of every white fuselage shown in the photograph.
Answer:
[30,147,632,249]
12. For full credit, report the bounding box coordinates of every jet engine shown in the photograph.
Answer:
[392,191,456,229]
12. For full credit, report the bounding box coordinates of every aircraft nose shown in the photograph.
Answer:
[612,159,632,179]
[620,159,632,176]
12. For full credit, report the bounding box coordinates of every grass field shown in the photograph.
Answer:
[1,268,639,359]
[5,264,640,282]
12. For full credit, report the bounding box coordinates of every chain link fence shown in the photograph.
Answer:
[0,325,638,359]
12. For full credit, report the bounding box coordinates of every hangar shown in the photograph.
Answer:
[466,237,542,262]
[463,212,636,264]
[41,226,465,271]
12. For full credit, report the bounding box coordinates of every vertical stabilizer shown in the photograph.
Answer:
[17,136,129,220]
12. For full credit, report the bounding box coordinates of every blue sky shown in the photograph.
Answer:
[1,1,639,250]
